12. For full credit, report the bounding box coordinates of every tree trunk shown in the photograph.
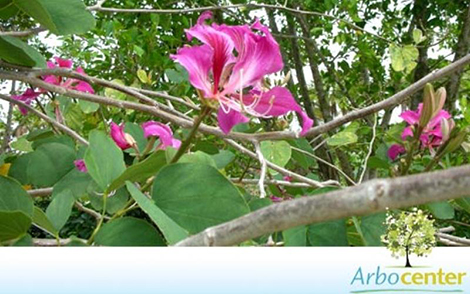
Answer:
[286,16,337,181]
[446,4,470,111]
[405,245,412,268]
[410,0,430,109]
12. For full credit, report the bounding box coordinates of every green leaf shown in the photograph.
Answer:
[27,143,76,187]
[89,186,129,215]
[0,36,46,67]
[454,197,470,214]
[413,28,425,44]
[283,225,307,246]
[307,219,348,246]
[152,163,250,234]
[78,100,99,114]
[126,182,188,245]
[46,189,75,231]
[95,217,165,246]
[10,136,33,152]
[133,45,145,57]
[260,140,292,170]
[360,213,386,246]
[211,150,235,169]
[165,65,188,83]
[12,234,32,246]
[327,131,358,146]
[124,122,146,152]
[108,150,167,193]
[0,0,19,20]
[53,169,92,199]
[367,156,390,170]
[389,43,404,72]
[84,130,126,191]
[0,211,31,242]
[426,201,454,219]
[179,151,217,168]
[13,0,95,35]
[8,153,32,185]
[389,43,419,73]
[32,206,58,237]
[104,79,128,100]
[0,176,33,217]
[137,69,149,83]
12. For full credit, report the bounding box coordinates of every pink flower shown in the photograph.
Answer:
[43,57,94,94]
[110,122,136,150]
[283,176,292,182]
[74,159,88,173]
[142,121,181,150]
[387,144,406,161]
[171,12,313,135]
[400,103,452,148]
[269,195,284,203]
[12,89,41,115]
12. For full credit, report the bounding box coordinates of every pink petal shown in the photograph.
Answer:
[12,89,40,115]
[197,11,213,25]
[185,23,234,92]
[55,57,73,68]
[217,107,249,134]
[401,126,414,140]
[428,110,451,129]
[47,61,56,69]
[142,121,174,148]
[74,159,88,173]
[110,122,132,150]
[171,45,213,97]
[74,81,95,93]
[387,144,406,160]
[243,86,313,136]
[224,19,283,93]
[400,109,420,125]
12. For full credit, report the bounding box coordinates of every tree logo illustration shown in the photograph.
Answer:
[381,209,437,268]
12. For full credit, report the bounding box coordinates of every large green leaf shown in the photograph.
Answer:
[14,0,95,35]
[32,206,58,237]
[94,217,165,246]
[260,141,292,171]
[152,163,250,234]
[84,130,126,191]
[426,201,455,220]
[283,225,307,246]
[0,0,19,20]
[0,211,31,242]
[107,150,167,193]
[126,182,188,245]
[27,143,76,187]
[46,189,75,231]
[0,35,46,67]
[327,131,358,146]
[360,213,386,246]
[307,219,348,246]
[179,151,217,168]
[0,176,33,217]
[454,197,470,214]
[52,169,92,199]
[88,186,128,215]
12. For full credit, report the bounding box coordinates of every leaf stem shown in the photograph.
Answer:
[170,106,212,164]
[86,192,108,245]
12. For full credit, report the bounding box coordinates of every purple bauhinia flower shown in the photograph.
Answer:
[43,57,94,94]
[171,11,313,135]
[142,121,181,150]
[74,159,88,173]
[110,122,136,150]
[12,88,41,115]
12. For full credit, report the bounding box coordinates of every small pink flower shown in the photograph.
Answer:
[110,122,136,150]
[142,121,181,150]
[12,89,41,115]
[171,12,313,135]
[43,57,94,94]
[387,144,406,161]
[269,195,283,203]
[400,103,452,149]
[283,176,292,182]
[74,159,88,173]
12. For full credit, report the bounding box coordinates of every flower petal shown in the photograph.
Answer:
[110,122,132,150]
[142,121,174,148]
[74,159,88,173]
[171,45,213,97]
[54,57,73,68]
[217,107,249,134]
[401,126,414,140]
[185,23,234,92]
[224,19,283,92]
[243,86,313,136]
[400,109,420,125]
[387,144,406,160]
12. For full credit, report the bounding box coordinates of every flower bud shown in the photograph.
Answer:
[440,118,453,142]
[433,87,446,117]
[443,129,467,154]
[419,83,435,128]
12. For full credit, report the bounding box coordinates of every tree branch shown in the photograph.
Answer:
[175,164,470,246]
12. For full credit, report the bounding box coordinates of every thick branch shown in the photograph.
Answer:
[175,164,470,246]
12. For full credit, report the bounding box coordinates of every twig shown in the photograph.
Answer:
[32,237,86,246]
[27,187,53,197]
[1,81,15,153]
[175,164,470,246]
[436,232,470,246]
[0,27,46,37]
[0,94,89,146]
[233,179,311,188]
[358,114,377,184]
[253,141,268,198]
[291,146,356,186]
[74,201,110,221]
